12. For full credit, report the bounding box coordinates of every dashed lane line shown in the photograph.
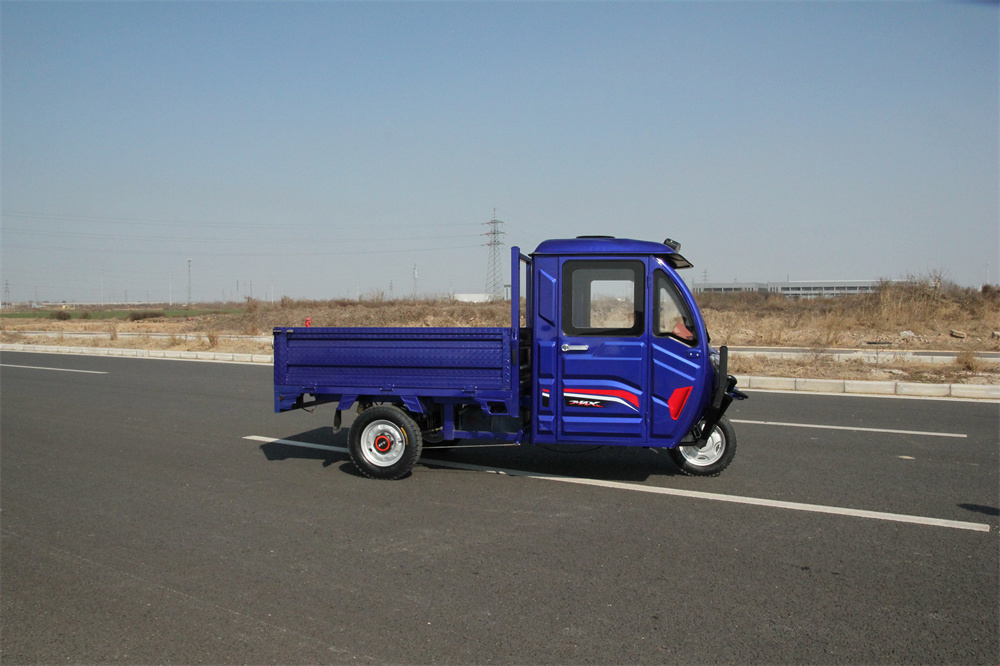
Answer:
[731,419,966,438]
[0,363,108,374]
[243,435,990,532]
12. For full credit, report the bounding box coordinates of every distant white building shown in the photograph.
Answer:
[454,284,512,303]
[454,293,490,303]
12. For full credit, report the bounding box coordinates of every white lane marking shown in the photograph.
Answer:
[245,436,346,452]
[1,347,266,366]
[731,418,966,439]
[243,436,990,532]
[0,363,108,375]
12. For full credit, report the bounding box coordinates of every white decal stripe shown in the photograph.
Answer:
[563,391,639,412]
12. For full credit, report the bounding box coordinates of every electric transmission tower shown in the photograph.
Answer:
[484,214,506,301]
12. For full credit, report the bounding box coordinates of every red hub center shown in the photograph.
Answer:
[373,434,393,452]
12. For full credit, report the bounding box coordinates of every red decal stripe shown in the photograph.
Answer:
[564,389,640,410]
[668,386,693,420]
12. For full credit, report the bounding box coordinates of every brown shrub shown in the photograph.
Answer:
[956,350,984,373]
[128,311,164,321]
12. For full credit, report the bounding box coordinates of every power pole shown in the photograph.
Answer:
[484,213,506,301]
[187,258,192,306]
[413,265,418,298]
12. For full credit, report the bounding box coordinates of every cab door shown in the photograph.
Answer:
[649,264,709,443]
[554,259,648,443]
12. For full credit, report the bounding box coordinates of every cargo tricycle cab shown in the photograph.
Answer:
[529,237,732,470]
[273,235,744,480]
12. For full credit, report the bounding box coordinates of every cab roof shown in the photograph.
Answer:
[532,236,693,269]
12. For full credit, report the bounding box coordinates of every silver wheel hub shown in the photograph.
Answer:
[359,419,407,467]
[677,424,726,467]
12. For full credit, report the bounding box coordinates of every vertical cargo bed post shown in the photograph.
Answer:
[509,246,521,418]
[512,247,532,422]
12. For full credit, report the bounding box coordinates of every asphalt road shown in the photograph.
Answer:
[2,351,997,664]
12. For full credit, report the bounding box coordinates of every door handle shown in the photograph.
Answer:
[561,343,590,352]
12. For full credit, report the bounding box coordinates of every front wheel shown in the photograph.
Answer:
[669,415,737,477]
[348,405,423,480]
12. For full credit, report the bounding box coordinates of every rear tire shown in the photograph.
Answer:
[669,415,737,477]
[348,405,423,480]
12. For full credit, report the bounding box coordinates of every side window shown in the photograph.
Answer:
[562,260,644,337]
[655,271,698,346]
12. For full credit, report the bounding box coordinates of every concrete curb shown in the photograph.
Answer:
[733,374,1000,400]
[730,349,995,366]
[10,336,997,365]
[3,343,998,400]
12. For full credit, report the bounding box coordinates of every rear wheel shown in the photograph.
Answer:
[669,415,737,477]
[348,405,423,480]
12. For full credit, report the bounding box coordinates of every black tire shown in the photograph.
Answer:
[348,405,423,480]
[668,415,737,477]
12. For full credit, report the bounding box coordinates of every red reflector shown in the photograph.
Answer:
[668,386,693,420]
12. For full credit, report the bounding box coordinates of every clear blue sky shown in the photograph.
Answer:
[2,1,997,303]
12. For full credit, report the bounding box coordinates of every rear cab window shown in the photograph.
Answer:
[562,260,644,337]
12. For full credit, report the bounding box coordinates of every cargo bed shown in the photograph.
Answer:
[273,326,517,413]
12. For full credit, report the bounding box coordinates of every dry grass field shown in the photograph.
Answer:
[699,281,999,350]
[3,281,997,384]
